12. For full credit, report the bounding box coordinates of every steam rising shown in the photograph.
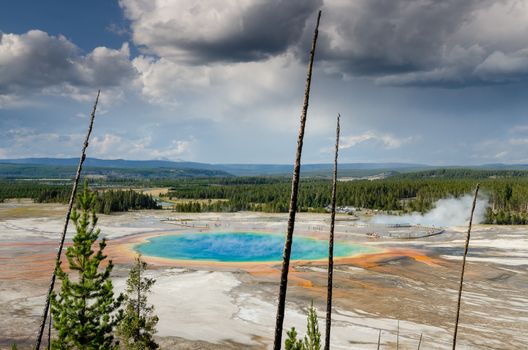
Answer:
[372,195,488,227]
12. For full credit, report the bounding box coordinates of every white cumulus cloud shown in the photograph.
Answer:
[91,133,193,160]
[0,30,136,101]
[340,131,413,150]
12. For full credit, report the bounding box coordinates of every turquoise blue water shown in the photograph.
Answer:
[135,232,375,262]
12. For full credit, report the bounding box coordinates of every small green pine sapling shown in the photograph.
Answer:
[117,254,159,349]
[285,327,304,350]
[303,302,321,350]
[284,302,322,350]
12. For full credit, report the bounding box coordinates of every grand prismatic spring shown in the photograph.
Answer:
[135,232,377,262]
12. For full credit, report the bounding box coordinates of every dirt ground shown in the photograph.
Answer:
[1,203,527,349]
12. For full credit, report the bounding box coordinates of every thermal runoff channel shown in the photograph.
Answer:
[135,232,376,262]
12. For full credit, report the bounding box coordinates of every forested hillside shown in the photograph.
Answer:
[163,174,528,224]
[0,181,160,214]
[2,169,528,223]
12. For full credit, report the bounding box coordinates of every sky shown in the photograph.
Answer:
[1,0,528,165]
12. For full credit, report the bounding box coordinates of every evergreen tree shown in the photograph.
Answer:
[50,185,123,349]
[303,302,321,350]
[117,254,159,349]
[285,328,304,350]
[284,303,322,350]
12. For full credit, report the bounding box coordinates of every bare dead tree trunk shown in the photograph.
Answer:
[324,114,340,350]
[452,184,480,350]
[397,320,399,350]
[47,309,51,350]
[35,90,100,349]
[137,257,141,340]
[273,10,321,350]
[377,329,382,350]
[417,333,422,350]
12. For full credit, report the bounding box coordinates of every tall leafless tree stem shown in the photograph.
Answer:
[324,114,340,350]
[397,320,399,350]
[273,10,321,350]
[47,309,51,350]
[452,184,480,350]
[35,90,100,349]
[417,333,423,350]
[377,329,382,350]
[137,257,141,340]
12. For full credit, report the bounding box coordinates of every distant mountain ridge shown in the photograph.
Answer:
[0,157,214,170]
[2,157,528,177]
[0,157,425,175]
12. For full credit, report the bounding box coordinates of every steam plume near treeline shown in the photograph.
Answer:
[372,194,488,227]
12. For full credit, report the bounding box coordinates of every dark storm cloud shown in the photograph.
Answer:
[120,0,322,63]
[122,0,528,87]
[306,0,528,87]
[313,0,485,75]
[177,0,322,63]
